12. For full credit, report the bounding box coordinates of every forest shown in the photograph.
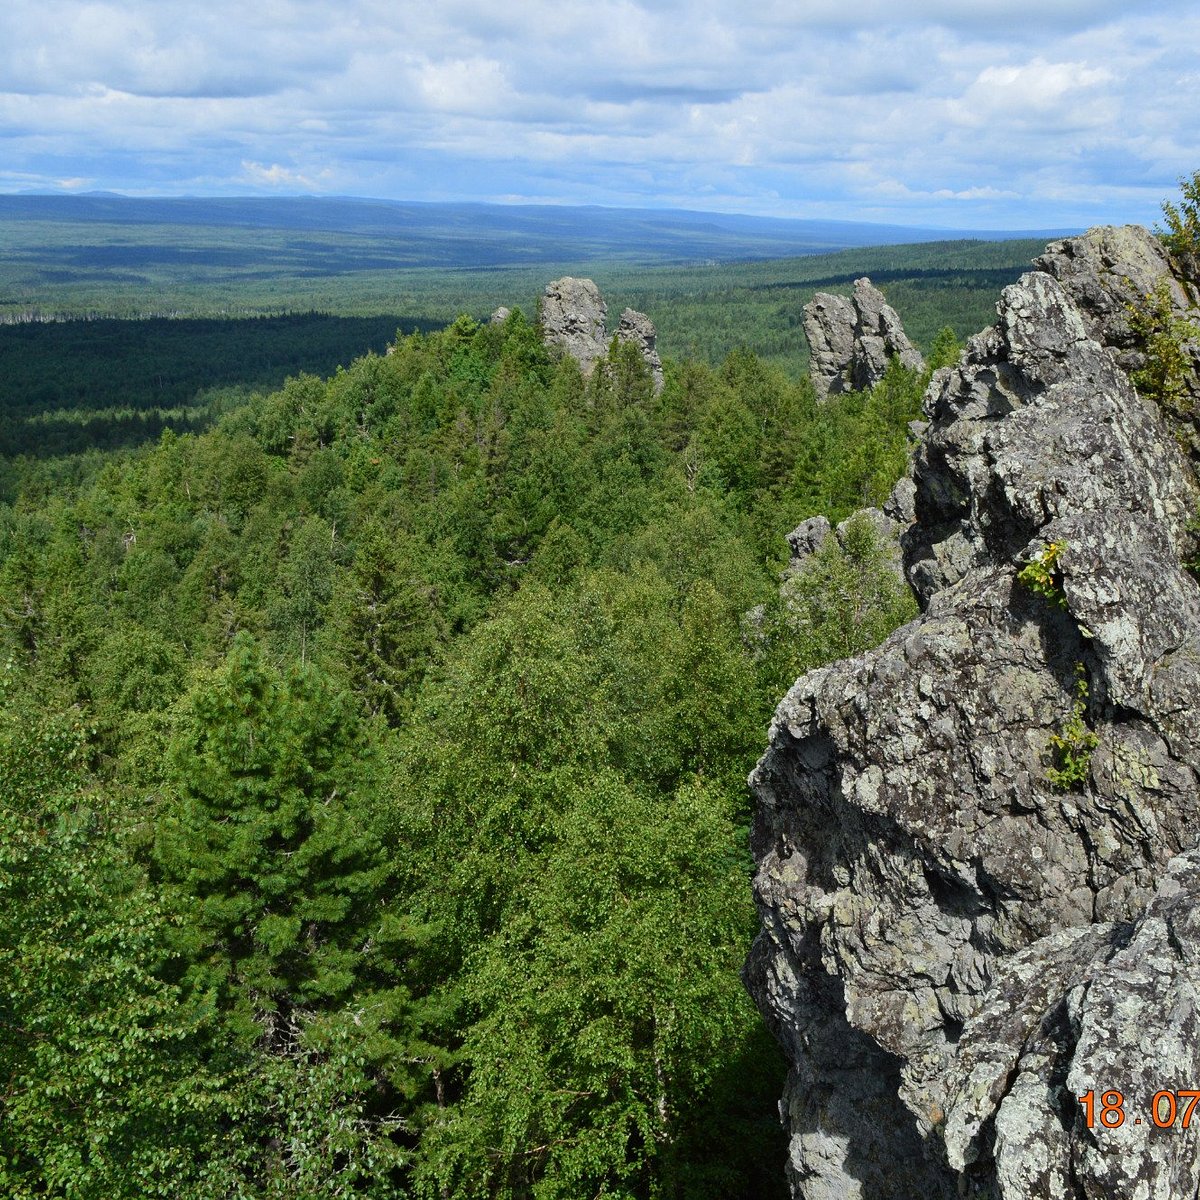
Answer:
[0,226,1043,490]
[0,313,436,466]
[0,295,947,1196]
[0,195,1048,379]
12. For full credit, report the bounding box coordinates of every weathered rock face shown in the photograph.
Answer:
[540,277,608,375]
[1035,223,1200,459]
[747,226,1200,1199]
[804,277,926,399]
[539,280,663,391]
[802,292,857,398]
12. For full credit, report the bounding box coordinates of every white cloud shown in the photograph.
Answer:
[240,160,334,190]
[0,0,1197,226]
[414,57,516,116]
[957,57,1115,128]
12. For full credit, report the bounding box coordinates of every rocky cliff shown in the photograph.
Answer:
[746,225,1200,1199]
[804,276,926,399]
[538,277,663,391]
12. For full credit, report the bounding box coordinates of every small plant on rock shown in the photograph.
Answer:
[1018,540,1068,609]
[1046,664,1098,792]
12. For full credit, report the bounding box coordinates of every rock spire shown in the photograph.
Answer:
[803,276,925,398]
[539,277,663,392]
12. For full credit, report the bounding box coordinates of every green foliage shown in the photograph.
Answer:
[152,635,447,1188]
[0,314,416,461]
[326,521,448,722]
[1156,168,1200,259]
[228,1025,412,1199]
[1127,278,1199,414]
[1046,664,1098,792]
[1017,540,1068,609]
[759,511,918,693]
[928,324,964,370]
[1015,544,1097,792]
[0,669,232,1199]
[416,774,763,1200]
[777,358,925,526]
[399,568,787,1199]
[0,300,932,1197]
[155,634,388,1028]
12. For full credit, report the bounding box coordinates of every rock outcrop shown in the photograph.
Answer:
[747,226,1200,1199]
[539,278,663,391]
[616,306,664,392]
[784,509,905,588]
[540,277,608,376]
[804,277,926,399]
[1035,224,1200,459]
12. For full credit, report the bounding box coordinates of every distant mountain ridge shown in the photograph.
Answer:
[0,193,1074,268]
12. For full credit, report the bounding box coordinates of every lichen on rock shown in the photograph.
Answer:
[747,227,1200,1199]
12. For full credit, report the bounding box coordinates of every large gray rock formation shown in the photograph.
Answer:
[540,277,608,376]
[539,279,663,391]
[804,277,926,399]
[747,226,1200,1199]
[1035,224,1200,458]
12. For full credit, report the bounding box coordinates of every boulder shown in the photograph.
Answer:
[747,227,1200,1199]
[804,277,926,399]
[784,516,833,568]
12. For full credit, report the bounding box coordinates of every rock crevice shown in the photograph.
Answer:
[748,225,1200,1199]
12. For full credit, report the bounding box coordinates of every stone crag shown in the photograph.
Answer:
[538,276,663,392]
[804,276,926,399]
[746,225,1200,1199]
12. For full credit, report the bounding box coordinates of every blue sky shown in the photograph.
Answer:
[1,0,1196,230]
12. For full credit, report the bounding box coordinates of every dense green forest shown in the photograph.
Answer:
[0,307,928,1198]
[0,313,439,463]
[0,233,1041,485]
[0,238,1042,375]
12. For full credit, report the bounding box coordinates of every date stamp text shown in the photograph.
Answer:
[1078,1089,1200,1130]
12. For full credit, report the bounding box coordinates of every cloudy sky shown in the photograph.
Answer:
[1,0,1197,229]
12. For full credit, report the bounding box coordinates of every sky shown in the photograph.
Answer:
[1,0,1197,230]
